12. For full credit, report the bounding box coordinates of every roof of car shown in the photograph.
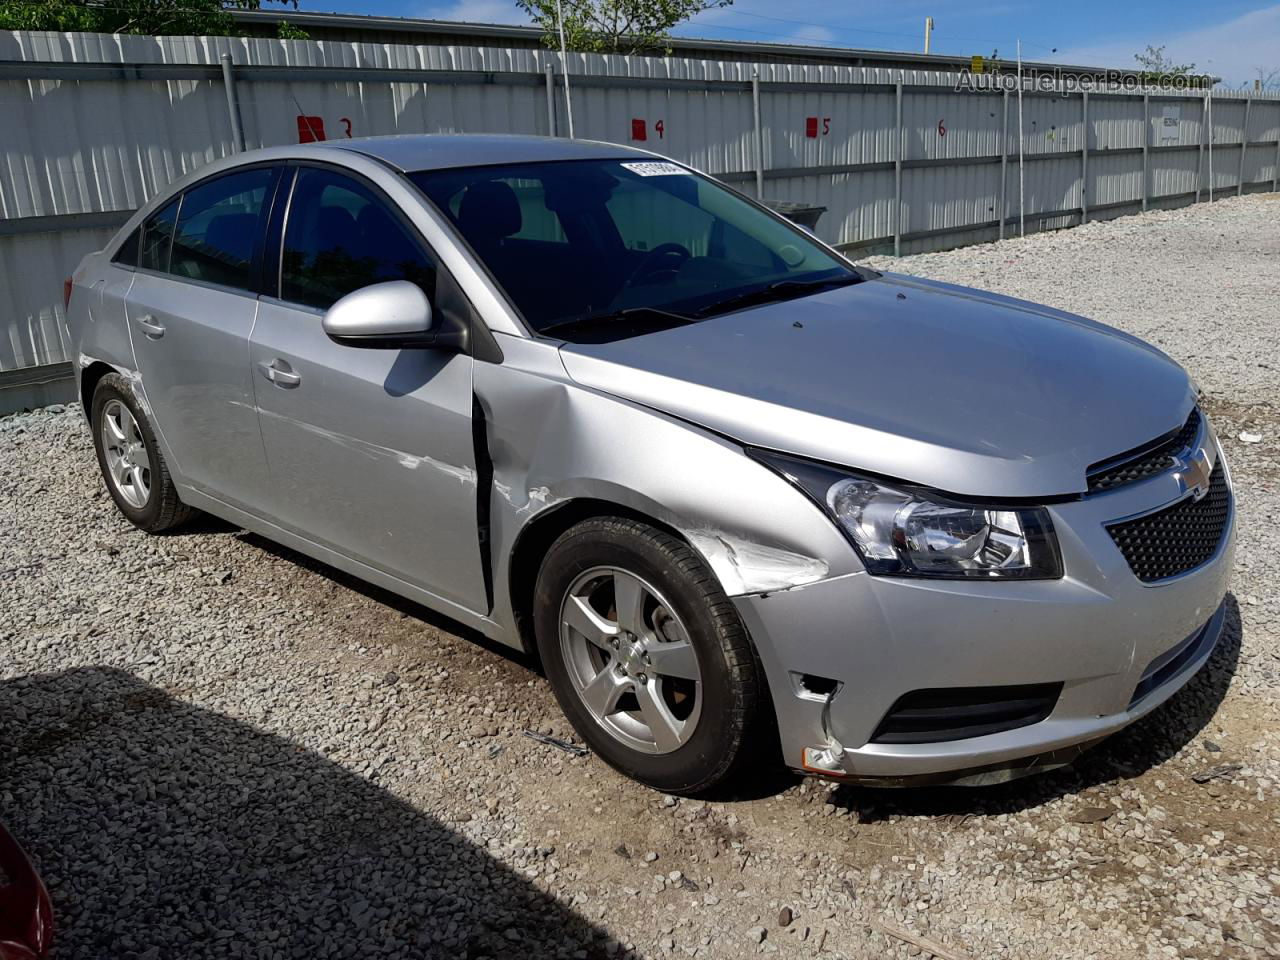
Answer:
[321,134,655,172]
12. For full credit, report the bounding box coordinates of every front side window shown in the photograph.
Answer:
[168,167,274,292]
[409,159,857,341]
[281,168,437,310]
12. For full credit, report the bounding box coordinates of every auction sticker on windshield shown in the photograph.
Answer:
[620,161,691,177]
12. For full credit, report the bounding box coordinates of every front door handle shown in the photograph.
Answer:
[135,314,165,339]
[258,359,301,388]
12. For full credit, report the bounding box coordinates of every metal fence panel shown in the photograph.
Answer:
[904,89,1004,161]
[770,169,897,245]
[0,224,115,369]
[904,161,1002,234]
[1019,94,1086,156]
[1244,143,1277,185]
[1089,150,1144,207]
[1,28,1278,377]
[0,76,233,219]
[1090,96,1144,151]
[1150,149,1201,199]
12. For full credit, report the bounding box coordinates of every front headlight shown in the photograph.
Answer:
[751,451,1062,580]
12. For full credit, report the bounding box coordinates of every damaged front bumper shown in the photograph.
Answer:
[732,478,1235,786]
[0,825,53,960]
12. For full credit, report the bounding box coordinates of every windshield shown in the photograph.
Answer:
[408,159,858,342]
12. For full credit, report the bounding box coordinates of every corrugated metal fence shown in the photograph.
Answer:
[2,29,1279,379]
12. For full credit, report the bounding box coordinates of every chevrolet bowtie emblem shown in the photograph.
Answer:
[1174,447,1212,502]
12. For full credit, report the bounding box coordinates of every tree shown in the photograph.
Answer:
[1133,44,1196,78]
[0,0,306,38]
[1251,66,1280,91]
[515,0,732,55]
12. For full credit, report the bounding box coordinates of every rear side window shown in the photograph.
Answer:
[168,168,274,292]
[112,227,140,267]
[281,167,436,310]
[139,198,179,273]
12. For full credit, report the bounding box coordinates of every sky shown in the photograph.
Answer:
[294,0,1280,88]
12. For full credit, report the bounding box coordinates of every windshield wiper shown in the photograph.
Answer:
[693,273,863,319]
[540,306,696,338]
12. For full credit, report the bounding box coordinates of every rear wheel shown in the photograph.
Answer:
[91,373,193,533]
[534,517,771,795]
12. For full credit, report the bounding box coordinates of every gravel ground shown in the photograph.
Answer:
[3,195,1279,960]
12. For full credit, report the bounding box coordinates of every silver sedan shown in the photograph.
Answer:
[65,135,1234,793]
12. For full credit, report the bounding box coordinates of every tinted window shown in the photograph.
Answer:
[169,168,274,291]
[112,227,140,267]
[281,168,436,310]
[139,198,179,273]
[410,160,852,338]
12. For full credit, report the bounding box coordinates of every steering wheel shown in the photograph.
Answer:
[625,242,692,287]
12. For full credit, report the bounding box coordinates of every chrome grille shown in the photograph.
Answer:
[1087,408,1202,494]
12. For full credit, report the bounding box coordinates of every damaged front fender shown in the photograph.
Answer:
[475,335,857,643]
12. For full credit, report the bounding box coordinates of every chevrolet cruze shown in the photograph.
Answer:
[66,135,1234,794]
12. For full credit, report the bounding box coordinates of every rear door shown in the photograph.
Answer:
[249,164,486,614]
[125,166,280,514]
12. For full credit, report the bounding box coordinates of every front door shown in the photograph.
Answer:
[125,166,278,513]
[249,165,486,614]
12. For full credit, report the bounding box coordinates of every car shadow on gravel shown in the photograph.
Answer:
[828,593,1244,820]
[0,667,610,960]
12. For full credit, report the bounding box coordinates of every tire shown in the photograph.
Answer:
[90,373,194,533]
[533,516,771,795]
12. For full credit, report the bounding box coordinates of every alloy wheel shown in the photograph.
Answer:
[559,566,703,755]
[101,399,151,509]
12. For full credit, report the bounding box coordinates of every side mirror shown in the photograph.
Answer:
[322,280,437,349]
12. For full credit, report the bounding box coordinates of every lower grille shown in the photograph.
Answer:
[1106,464,1230,582]
[869,683,1062,744]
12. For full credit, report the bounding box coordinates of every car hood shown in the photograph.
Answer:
[558,273,1196,498]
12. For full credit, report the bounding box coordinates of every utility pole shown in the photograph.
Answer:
[1017,38,1025,237]
[923,16,933,54]
[555,0,575,138]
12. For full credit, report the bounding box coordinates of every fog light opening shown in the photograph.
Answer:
[793,672,840,700]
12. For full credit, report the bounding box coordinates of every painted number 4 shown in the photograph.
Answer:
[630,119,665,141]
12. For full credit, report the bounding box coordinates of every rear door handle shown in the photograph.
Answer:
[258,359,301,388]
[135,314,165,338]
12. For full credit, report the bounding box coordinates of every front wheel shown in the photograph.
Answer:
[533,517,772,795]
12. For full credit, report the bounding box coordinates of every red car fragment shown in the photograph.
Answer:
[0,825,52,960]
